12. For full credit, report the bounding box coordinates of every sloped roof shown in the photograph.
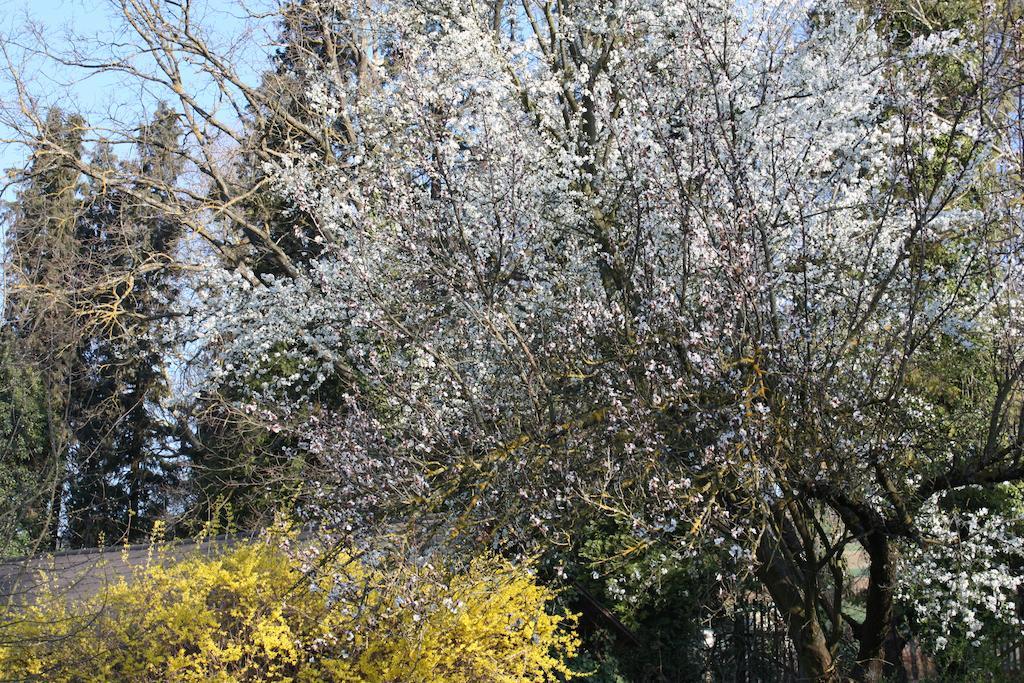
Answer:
[0,531,260,607]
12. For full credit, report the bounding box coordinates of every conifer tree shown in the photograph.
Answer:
[2,106,186,549]
[181,0,369,530]
[62,105,185,547]
[1,108,87,552]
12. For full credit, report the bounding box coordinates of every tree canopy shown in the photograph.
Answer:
[1,1,1022,680]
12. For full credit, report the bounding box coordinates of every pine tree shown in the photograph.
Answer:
[243,0,363,275]
[1,108,87,552]
[2,106,186,550]
[62,105,185,547]
[181,1,367,531]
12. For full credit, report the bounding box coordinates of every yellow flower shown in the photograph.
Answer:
[0,537,578,682]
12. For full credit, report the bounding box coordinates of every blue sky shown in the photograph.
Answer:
[0,0,270,182]
[1,1,100,176]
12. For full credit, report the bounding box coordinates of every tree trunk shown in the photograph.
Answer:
[792,618,837,682]
[756,534,839,682]
[852,532,895,682]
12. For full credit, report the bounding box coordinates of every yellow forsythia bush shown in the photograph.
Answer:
[0,538,578,682]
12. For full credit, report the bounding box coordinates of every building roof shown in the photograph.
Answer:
[0,532,259,607]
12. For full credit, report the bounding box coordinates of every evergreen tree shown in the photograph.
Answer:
[181,0,367,530]
[244,0,363,276]
[1,108,87,553]
[2,106,186,549]
[62,105,185,547]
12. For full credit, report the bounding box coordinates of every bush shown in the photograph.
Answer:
[0,537,578,682]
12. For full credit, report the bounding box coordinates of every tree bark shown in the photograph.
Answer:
[756,533,839,682]
[851,532,895,682]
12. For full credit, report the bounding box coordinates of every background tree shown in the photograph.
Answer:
[178,0,377,531]
[2,104,186,549]
[61,105,186,547]
[0,340,58,556]
[2,108,88,552]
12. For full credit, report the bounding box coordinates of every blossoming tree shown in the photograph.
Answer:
[4,0,1022,680]
[198,0,1022,679]
[193,1,1022,677]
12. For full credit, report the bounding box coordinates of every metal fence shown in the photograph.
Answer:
[1002,640,1024,677]
[705,597,798,683]
[699,593,1024,683]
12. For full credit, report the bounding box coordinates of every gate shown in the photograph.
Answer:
[705,597,798,682]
